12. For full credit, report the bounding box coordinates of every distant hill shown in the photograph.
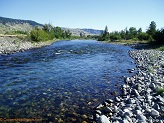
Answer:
[0,16,43,34]
[0,16,102,36]
[0,16,42,27]
[62,28,102,36]
[81,29,103,35]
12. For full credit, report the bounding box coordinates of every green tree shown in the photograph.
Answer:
[109,31,121,41]
[138,28,142,34]
[98,25,109,41]
[120,30,126,40]
[62,30,72,39]
[43,23,53,33]
[30,27,49,41]
[128,27,137,39]
[147,21,157,40]
[53,26,64,38]
[137,32,150,41]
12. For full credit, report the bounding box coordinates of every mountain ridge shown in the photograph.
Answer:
[0,16,102,36]
[0,16,43,27]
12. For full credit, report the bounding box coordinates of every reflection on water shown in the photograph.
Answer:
[0,40,136,122]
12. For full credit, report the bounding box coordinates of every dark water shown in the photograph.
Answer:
[0,40,136,122]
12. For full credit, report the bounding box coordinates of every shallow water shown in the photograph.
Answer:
[0,40,136,122]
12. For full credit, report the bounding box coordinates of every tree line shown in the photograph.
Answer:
[29,24,72,41]
[98,21,164,45]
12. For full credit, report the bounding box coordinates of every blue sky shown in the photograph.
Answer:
[0,0,164,31]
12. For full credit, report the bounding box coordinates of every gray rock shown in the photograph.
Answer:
[145,108,151,113]
[113,106,119,113]
[150,109,160,117]
[146,95,153,100]
[137,114,147,121]
[134,110,142,115]
[123,108,133,117]
[98,115,110,123]
[122,119,130,123]
[113,120,120,123]
[129,98,136,104]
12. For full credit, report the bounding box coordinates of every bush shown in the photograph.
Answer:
[30,27,50,42]
[137,32,150,41]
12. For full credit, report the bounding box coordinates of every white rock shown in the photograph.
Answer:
[134,110,142,115]
[122,119,130,123]
[97,115,110,123]
[97,104,104,109]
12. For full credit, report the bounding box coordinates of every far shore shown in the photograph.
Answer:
[0,36,163,55]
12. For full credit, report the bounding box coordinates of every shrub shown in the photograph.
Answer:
[30,27,50,42]
[157,88,164,95]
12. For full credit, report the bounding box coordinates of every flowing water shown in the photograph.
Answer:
[0,40,136,122]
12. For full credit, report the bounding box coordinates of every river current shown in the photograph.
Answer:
[0,40,136,122]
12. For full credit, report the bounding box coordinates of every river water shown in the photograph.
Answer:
[0,40,136,122]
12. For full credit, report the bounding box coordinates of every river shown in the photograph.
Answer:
[0,40,136,122]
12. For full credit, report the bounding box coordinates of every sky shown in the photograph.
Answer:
[0,0,164,32]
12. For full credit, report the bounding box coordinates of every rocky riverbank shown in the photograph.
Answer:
[94,49,164,123]
[0,37,54,54]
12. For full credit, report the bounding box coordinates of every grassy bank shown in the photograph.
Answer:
[108,40,164,51]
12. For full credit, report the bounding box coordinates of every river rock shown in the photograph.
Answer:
[137,114,147,122]
[150,109,160,117]
[94,50,164,123]
[97,115,110,123]
[115,97,121,102]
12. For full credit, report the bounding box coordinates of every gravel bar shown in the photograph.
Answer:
[0,37,52,54]
[95,49,164,123]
